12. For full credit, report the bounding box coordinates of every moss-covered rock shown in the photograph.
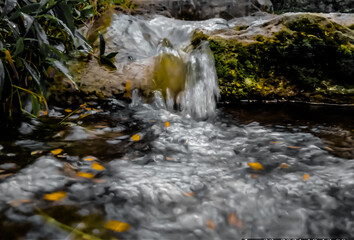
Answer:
[192,13,354,103]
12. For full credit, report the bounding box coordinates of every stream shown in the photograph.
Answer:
[0,13,354,239]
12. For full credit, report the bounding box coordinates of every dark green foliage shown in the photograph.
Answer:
[0,0,92,116]
[98,33,118,69]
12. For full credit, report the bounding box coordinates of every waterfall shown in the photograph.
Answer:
[108,14,224,118]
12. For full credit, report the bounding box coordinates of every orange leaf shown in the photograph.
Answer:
[248,162,264,170]
[279,163,289,169]
[288,146,301,149]
[131,134,140,141]
[38,110,48,117]
[85,107,92,111]
[105,220,130,232]
[303,173,310,181]
[184,192,195,197]
[51,149,63,155]
[9,199,31,207]
[166,157,173,161]
[250,174,258,178]
[228,213,244,229]
[165,122,170,127]
[77,172,94,179]
[92,162,105,171]
[44,191,67,201]
[206,220,216,230]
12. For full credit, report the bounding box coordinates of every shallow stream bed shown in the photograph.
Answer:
[0,99,353,239]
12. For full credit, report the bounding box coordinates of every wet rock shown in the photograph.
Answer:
[193,13,354,103]
[65,126,91,141]
[18,122,34,135]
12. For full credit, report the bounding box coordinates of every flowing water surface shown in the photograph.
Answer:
[0,14,354,239]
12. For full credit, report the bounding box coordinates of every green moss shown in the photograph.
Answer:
[194,15,354,103]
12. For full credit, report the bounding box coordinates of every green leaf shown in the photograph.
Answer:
[13,37,24,57]
[39,14,74,40]
[34,21,49,44]
[0,59,5,99]
[99,33,105,56]
[20,3,41,14]
[31,94,40,115]
[2,0,17,16]
[105,52,118,59]
[22,13,34,33]
[50,59,78,89]
[99,55,117,69]
[22,60,41,88]
[56,2,75,32]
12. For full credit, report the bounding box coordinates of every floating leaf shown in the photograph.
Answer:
[51,148,63,155]
[83,156,96,161]
[184,192,195,197]
[325,146,334,151]
[250,174,258,178]
[92,162,104,171]
[206,220,216,230]
[288,146,301,149]
[77,172,94,179]
[271,141,279,144]
[131,134,140,141]
[165,122,170,127]
[279,163,289,169]
[104,220,130,232]
[228,213,244,229]
[247,162,264,170]
[166,157,173,161]
[64,109,72,113]
[44,191,67,201]
[303,173,310,181]
[31,150,43,156]
[93,179,106,183]
[126,80,131,98]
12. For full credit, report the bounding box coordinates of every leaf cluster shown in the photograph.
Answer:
[0,0,95,116]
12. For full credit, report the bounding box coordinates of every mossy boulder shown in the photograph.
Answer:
[192,13,354,103]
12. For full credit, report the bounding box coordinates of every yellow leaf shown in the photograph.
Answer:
[248,162,264,170]
[79,113,90,119]
[83,156,96,161]
[64,109,72,113]
[44,191,67,201]
[85,107,92,111]
[126,80,131,98]
[325,146,334,151]
[131,134,140,141]
[165,122,170,127]
[206,220,216,230]
[288,146,301,149]
[31,150,43,156]
[271,141,279,144]
[105,220,130,232]
[279,163,289,169]
[303,173,310,181]
[77,172,94,179]
[51,149,63,155]
[92,162,105,171]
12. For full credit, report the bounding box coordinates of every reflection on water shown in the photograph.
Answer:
[0,98,353,239]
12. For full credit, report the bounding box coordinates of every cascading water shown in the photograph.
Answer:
[106,14,226,118]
